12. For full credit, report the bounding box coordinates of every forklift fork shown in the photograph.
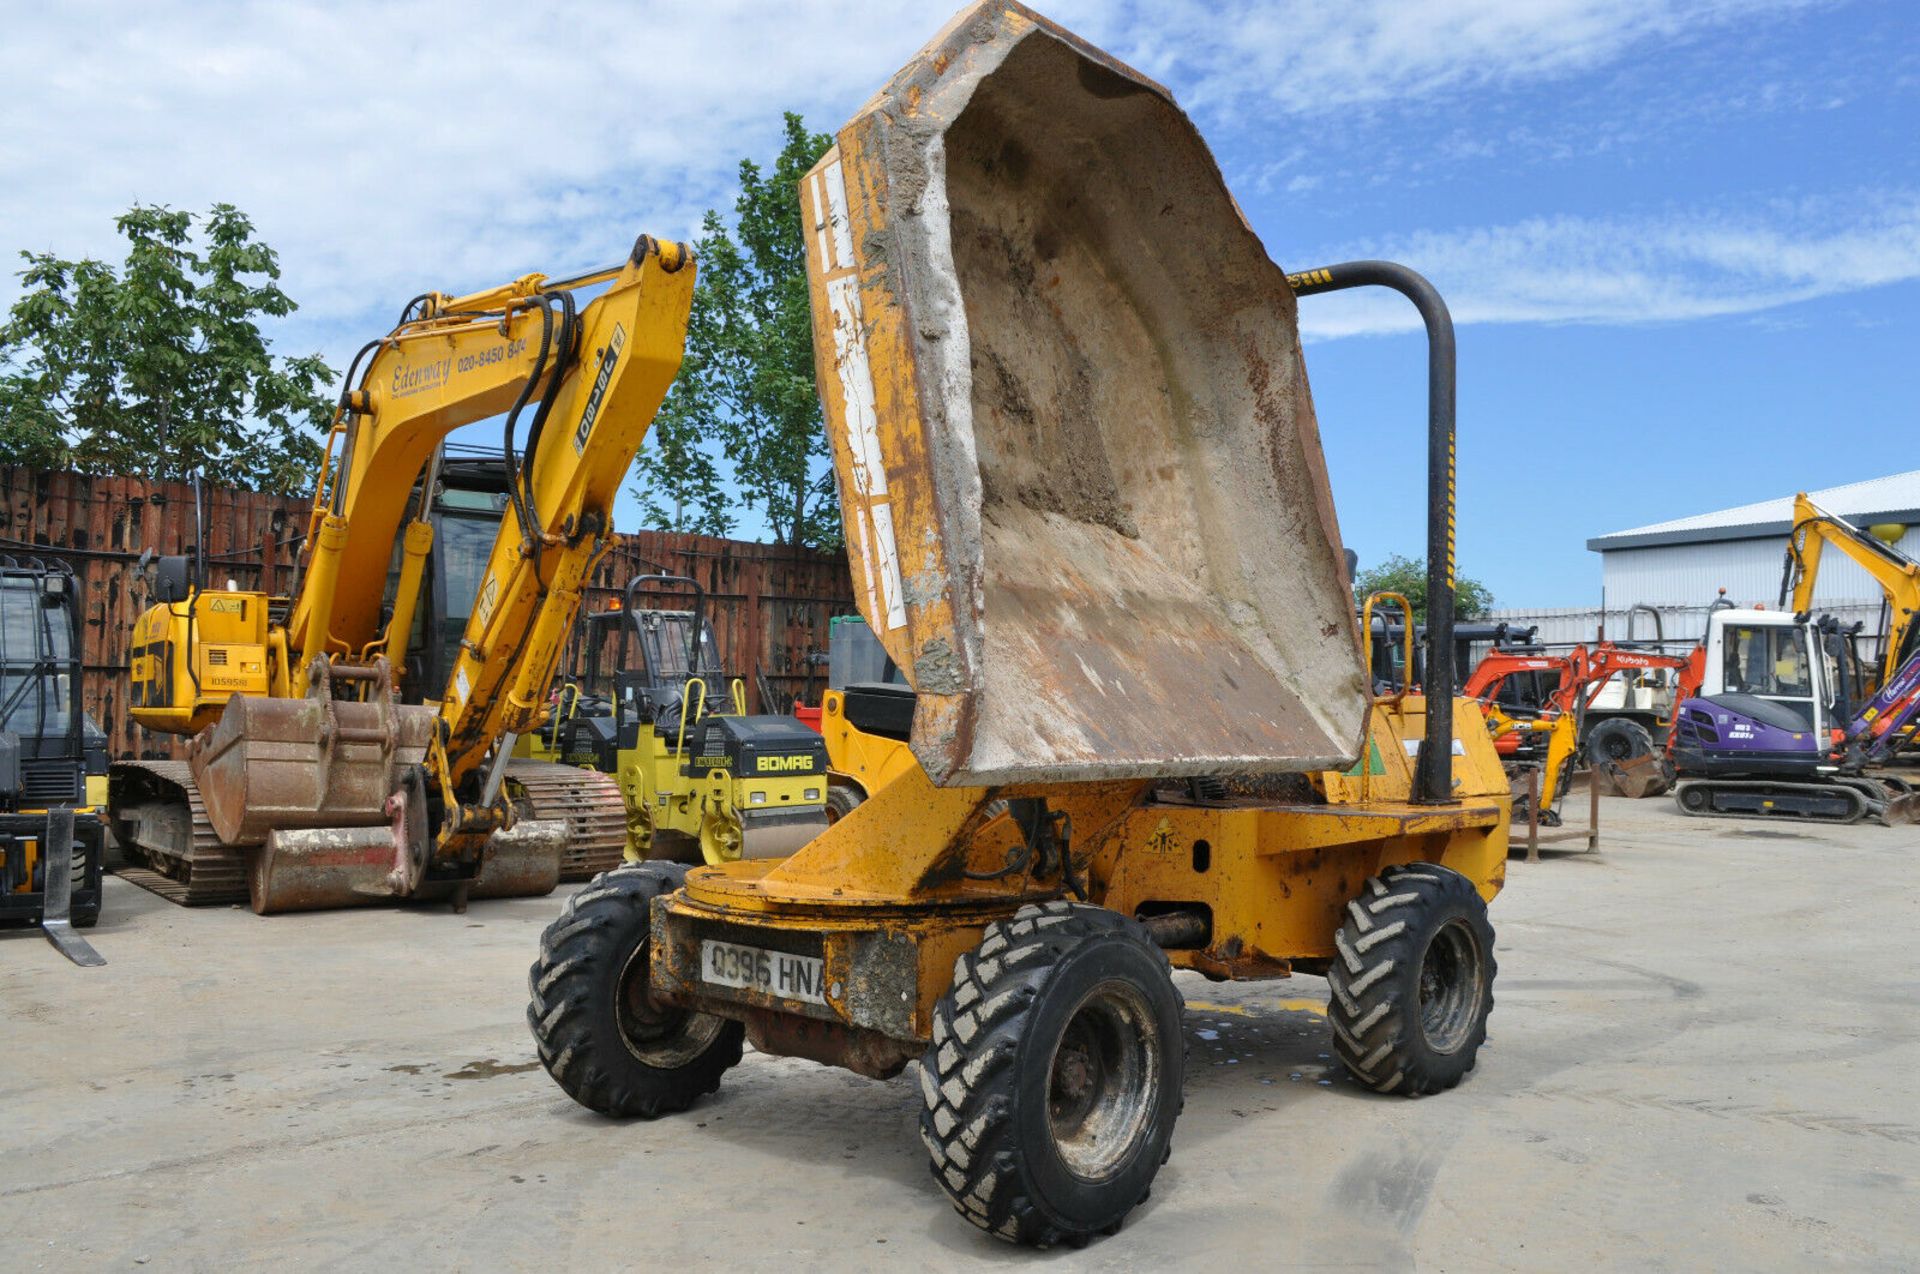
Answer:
[39,808,104,967]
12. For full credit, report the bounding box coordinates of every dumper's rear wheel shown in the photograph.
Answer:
[823,782,864,824]
[528,862,743,1117]
[919,902,1184,1248]
[1330,864,1495,1096]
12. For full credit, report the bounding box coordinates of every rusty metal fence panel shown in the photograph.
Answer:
[0,466,854,761]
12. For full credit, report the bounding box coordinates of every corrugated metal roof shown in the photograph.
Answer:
[1589,469,1920,551]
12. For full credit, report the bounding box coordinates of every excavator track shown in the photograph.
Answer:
[112,758,627,909]
[109,761,249,906]
[506,760,628,881]
[1673,777,1871,825]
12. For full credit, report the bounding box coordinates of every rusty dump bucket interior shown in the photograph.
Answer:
[803,2,1367,786]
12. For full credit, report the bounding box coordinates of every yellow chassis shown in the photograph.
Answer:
[649,694,1509,1076]
[814,688,922,806]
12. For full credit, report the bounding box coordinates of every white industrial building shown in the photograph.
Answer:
[1490,469,1920,647]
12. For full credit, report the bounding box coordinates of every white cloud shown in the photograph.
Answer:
[0,0,1874,370]
[1291,195,1920,338]
[0,0,967,358]
[1121,0,1822,118]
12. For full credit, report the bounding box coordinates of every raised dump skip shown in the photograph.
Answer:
[801,1,1367,785]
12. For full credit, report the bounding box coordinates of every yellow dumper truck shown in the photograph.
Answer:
[530,3,1510,1248]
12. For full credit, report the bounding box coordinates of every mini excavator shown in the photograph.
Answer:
[1465,640,1705,816]
[1780,492,1919,755]
[1653,498,1920,825]
[109,236,694,912]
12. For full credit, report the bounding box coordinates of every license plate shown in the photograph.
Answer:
[700,939,827,1005]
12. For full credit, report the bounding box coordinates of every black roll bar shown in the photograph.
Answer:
[1288,261,1458,805]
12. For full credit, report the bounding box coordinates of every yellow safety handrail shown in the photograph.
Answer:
[1361,591,1416,706]
[1359,591,1416,804]
[674,677,709,760]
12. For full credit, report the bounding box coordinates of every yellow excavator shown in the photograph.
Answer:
[109,235,694,912]
[530,4,1511,1248]
[1782,491,1919,719]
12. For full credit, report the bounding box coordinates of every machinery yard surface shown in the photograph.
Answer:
[4,796,1916,1272]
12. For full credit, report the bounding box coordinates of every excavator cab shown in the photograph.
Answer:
[396,455,515,708]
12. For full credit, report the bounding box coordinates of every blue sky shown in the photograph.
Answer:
[5,1,1916,606]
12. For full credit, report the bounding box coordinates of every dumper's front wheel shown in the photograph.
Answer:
[919,902,1184,1247]
[1330,864,1495,1095]
[528,862,743,1117]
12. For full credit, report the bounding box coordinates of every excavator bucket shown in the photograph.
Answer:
[1595,751,1676,799]
[801,1,1367,786]
[190,658,562,912]
[190,691,433,847]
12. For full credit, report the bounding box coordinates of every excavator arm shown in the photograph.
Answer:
[1569,645,1702,718]
[292,232,697,864]
[1782,492,1920,688]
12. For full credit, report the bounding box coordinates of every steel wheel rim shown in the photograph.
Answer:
[616,937,725,1068]
[1046,979,1159,1181]
[1417,918,1483,1055]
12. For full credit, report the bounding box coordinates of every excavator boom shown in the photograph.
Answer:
[1782,492,1920,691]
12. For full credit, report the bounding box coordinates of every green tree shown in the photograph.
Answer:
[1354,553,1495,621]
[0,203,333,493]
[631,113,840,548]
[630,401,734,536]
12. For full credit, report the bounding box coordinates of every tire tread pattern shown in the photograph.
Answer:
[527,862,743,1117]
[919,901,1180,1248]
[1327,864,1495,1097]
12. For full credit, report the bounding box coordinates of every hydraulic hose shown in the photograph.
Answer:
[499,299,556,548]
[516,288,581,556]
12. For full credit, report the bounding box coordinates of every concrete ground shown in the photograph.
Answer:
[3,796,1917,1272]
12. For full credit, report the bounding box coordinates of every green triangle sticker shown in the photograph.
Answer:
[1343,738,1385,777]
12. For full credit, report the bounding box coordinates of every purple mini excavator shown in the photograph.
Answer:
[1672,609,1919,826]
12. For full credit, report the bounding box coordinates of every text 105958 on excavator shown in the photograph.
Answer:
[109,236,695,913]
[530,2,1510,1248]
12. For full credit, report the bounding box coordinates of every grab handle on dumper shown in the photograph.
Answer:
[1287,261,1458,805]
[1361,591,1416,707]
